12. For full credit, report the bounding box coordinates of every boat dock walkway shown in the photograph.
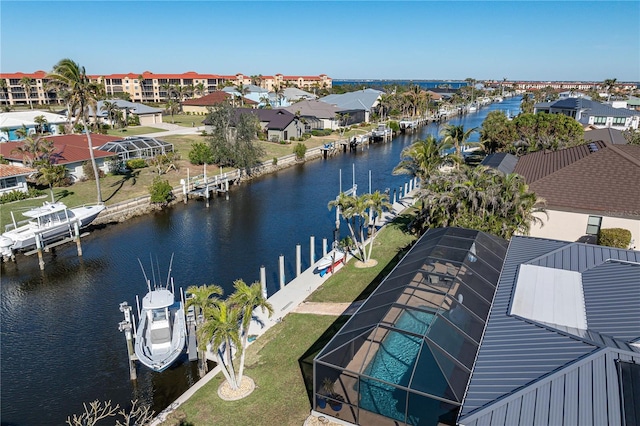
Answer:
[150,184,419,425]
[183,169,242,201]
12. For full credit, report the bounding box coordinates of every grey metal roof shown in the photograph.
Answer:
[459,236,640,425]
[545,97,638,118]
[480,153,518,175]
[319,88,382,111]
[91,99,163,117]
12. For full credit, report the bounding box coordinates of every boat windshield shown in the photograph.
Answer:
[152,309,168,322]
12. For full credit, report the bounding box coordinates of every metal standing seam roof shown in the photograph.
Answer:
[459,236,640,426]
[319,89,383,111]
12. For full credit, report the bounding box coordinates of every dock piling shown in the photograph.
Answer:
[260,266,267,298]
[279,255,285,289]
[310,236,315,265]
[296,244,301,277]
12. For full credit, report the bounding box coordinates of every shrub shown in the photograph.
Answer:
[272,157,278,165]
[149,176,173,204]
[310,129,332,137]
[0,188,44,204]
[188,142,214,165]
[82,161,106,180]
[126,158,148,170]
[388,121,400,132]
[293,143,307,160]
[598,228,632,249]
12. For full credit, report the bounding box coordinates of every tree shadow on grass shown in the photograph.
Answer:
[54,189,74,202]
[103,170,140,203]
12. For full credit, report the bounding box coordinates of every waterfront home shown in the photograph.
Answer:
[182,91,256,115]
[0,110,67,141]
[203,108,299,142]
[513,141,640,248]
[86,100,164,126]
[312,227,640,426]
[282,100,341,131]
[0,164,36,195]
[534,97,640,130]
[319,88,384,124]
[0,134,117,181]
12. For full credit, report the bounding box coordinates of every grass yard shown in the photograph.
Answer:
[105,126,166,136]
[162,210,418,426]
[163,113,208,127]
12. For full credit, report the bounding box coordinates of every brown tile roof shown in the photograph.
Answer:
[513,140,607,183]
[0,164,36,178]
[0,136,115,166]
[182,91,232,106]
[45,134,121,148]
[516,143,640,217]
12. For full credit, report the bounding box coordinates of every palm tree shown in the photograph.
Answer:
[364,191,392,262]
[236,84,249,106]
[101,101,119,129]
[274,85,285,106]
[33,115,48,134]
[37,164,67,202]
[20,77,34,109]
[11,135,54,168]
[393,135,443,182]
[194,82,206,98]
[603,78,617,102]
[185,284,223,376]
[440,124,478,169]
[198,300,242,390]
[47,58,105,203]
[0,79,8,106]
[165,99,179,123]
[229,279,273,382]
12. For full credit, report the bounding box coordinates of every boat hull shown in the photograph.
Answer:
[316,251,346,276]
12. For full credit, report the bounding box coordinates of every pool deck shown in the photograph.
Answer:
[150,186,418,425]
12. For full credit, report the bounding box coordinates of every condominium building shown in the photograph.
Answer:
[0,71,332,107]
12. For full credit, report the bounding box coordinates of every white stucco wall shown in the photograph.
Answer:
[528,209,639,250]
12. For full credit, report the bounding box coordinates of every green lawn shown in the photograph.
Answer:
[105,126,165,136]
[163,211,418,426]
[163,113,208,127]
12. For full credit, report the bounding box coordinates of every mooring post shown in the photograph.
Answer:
[322,238,328,256]
[118,302,136,381]
[74,222,82,257]
[279,255,285,290]
[205,186,210,208]
[310,236,315,265]
[260,266,267,299]
[296,244,301,277]
[35,233,44,270]
[181,179,187,204]
[392,189,397,204]
[404,182,408,197]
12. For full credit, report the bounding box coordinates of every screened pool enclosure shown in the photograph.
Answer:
[313,228,508,425]
[98,137,173,160]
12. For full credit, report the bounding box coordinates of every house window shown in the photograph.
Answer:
[593,116,607,125]
[0,177,18,189]
[613,117,626,125]
[586,216,602,235]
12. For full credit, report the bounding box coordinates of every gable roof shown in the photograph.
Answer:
[514,142,640,217]
[319,88,383,111]
[282,100,340,119]
[459,236,640,426]
[0,164,37,178]
[202,108,295,130]
[182,91,232,106]
[480,153,518,175]
[543,98,639,118]
[584,127,628,145]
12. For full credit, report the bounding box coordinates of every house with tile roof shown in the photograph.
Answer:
[512,141,640,248]
[534,97,640,130]
[0,134,118,181]
[312,227,640,426]
[182,91,250,115]
[0,111,68,141]
[0,164,37,195]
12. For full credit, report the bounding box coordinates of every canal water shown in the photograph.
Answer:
[0,97,521,425]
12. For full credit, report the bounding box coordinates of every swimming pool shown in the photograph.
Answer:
[360,309,435,422]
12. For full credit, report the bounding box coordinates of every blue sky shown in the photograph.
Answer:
[1,1,638,81]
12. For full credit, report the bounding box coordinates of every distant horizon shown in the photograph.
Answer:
[1,1,638,81]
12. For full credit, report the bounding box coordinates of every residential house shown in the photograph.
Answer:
[583,127,628,145]
[88,100,164,126]
[0,164,36,195]
[282,100,341,131]
[203,108,299,142]
[282,87,317,102]
[0,111,67,141]
[534,97,640,130]
[512,141,640,247]
[312,227,640,426]
[220,86,262,107]
[182,91,241,115]
[479,152,518,174]
[0,134,118,181]
[319,89,384,124]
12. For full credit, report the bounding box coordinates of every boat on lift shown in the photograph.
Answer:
[134,256,187,372]
[0,201,105,259]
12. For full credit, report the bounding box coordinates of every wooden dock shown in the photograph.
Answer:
[182,169,242,203]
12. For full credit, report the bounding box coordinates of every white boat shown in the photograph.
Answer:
[371,124,392,140]
[134,260,186,372]
[0,202,105,259]
[316,250,346,276]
